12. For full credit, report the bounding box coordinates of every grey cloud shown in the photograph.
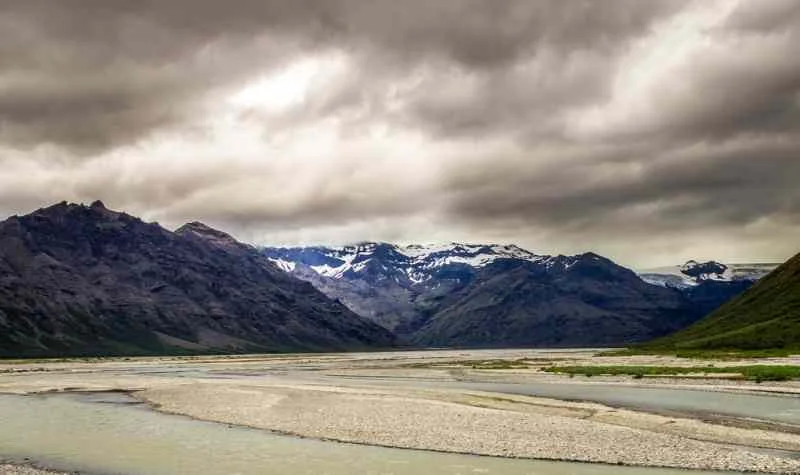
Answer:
[0,0,683,151]
[0,1,317,151]
[328,0,685,68]
[0,71,193,150]
[443,137,800,237]
[631,31,800,143]
[723,0,800,33]
[0,0,798,267]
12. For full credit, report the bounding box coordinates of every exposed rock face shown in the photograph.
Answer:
[0,202,395,357]
[680,260,728,282]
[264,244,703,347]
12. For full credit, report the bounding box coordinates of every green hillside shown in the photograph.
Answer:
[644,252,800,351]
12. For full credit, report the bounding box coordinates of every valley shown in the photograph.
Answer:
[4,2,799,473]
[1,202,798,474]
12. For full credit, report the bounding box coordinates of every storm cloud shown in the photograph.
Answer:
[0,0,798,266]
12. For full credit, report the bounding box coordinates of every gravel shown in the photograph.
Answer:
[0,465,67,475]
[140,382,800,473]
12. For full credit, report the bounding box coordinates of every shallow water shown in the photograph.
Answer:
[0,393,733,475]
[451,381,800,427]
[293,373,800,427]
[116,356,800,427]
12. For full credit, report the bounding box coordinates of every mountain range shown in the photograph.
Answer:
[0,202,394,357]
[0,201,781,357]
[263,243,755,347]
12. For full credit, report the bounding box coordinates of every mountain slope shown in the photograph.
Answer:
[411,254,695,347]
[265,244,704,347]
[646,252,800,350]
[0,202,394,357]
[264,243,544,332]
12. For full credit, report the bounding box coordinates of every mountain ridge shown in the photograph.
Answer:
[263,243,709,346]
[0,202,394,357]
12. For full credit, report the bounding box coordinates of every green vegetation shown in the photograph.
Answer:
[544,365,800,382]
[636,252,800,352]
[464,359,530,369]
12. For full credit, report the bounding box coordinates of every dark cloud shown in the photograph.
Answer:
[443,137,800,233]
[0,0,798,266]
[723,0,800,33]
[0,0,681,150]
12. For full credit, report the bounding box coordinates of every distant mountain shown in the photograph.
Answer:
[638,260,779,319]
[264,243,703,347]
[638,261,779,289]
[646,252,800,350]
[0,202,394,357]
[266,243,578,331]
[410,253,697,347]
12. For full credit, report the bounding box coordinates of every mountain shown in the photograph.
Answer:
[645,252,800,350]
[265,243,552,332]
[0,202,394,357]
[264,243,703,347]
[638,261,778,289]
[410,254,696,347]
[638,260,779,319]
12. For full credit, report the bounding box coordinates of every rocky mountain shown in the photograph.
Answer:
[265,243,555,332]
[646,252,800,350]
[0,202,395,357]
[638,260,779,318]
[264,243,704,347]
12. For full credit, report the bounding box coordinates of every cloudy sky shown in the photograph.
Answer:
[1,0,799,267]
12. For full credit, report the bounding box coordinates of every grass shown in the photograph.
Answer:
[466,359,531,369]
[637,253,800,352]
[543,364,800,382]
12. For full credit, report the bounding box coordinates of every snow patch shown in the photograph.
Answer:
[268,258,296,272]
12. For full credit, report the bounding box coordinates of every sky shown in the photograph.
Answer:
[1,0,799,268]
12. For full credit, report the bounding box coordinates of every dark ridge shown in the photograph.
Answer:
[0,202,395,357]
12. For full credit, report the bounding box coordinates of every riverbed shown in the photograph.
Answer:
[0,392,738,475]
[1,349,799,474]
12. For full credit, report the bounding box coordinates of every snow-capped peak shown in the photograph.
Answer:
[262,242,555,283]
[638,261,779,288]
